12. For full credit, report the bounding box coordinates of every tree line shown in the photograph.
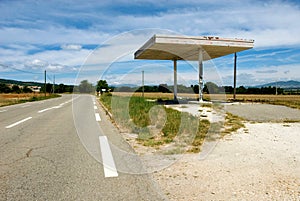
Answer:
[0,83,33,93]
[0,82,74,93]
[0,79,287,95]
[113,82,285,95]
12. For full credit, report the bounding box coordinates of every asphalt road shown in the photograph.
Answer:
[0,94,166,200]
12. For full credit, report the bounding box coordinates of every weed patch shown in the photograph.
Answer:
[100,93,210,151]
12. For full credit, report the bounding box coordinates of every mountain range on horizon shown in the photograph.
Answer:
[255,80,300,89]
[1,78,300,89]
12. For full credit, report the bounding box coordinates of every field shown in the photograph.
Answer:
[113,92,300,109]
[0,93,60,107]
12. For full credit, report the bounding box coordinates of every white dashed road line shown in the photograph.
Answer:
[99,136,118,178]
[6,117,32,129]
[95,113,101,121]
[38,108,53,113]
[0,110,7,113]
[37,98,75,113]
[94,106,97,109]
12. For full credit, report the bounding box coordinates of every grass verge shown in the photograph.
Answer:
[100,93,246,153]
[100,93,211,152]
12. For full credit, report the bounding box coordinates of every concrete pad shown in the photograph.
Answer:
[224,103,300,122]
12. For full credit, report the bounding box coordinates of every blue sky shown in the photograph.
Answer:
[1,0,300,87]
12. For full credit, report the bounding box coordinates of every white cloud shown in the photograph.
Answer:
[61,44,82,50]
[1,0,300,85]
[2,1,300,48]
[25,59,48,68]
[256,70,278,74]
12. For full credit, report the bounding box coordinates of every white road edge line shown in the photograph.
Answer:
[6,117,32,129]
[0,110,7,113]
[95,113,101,121]
[99,136,118,178]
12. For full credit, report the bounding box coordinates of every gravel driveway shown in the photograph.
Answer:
[224,103,300,122]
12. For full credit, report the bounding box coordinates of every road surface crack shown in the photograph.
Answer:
[26,148,33,157]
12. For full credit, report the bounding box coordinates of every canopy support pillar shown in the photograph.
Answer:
[173,59,178,101]
[199,50,204,102]
[233,52,237,100]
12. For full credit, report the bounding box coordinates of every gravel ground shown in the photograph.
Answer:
[150,103,300,200]
[153,122,300,200]
[224,103,300,122]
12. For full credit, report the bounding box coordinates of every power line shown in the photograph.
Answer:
[0,63,43,75]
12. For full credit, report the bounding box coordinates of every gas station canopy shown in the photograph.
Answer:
[134,34,254,61]
[134,34,254,102]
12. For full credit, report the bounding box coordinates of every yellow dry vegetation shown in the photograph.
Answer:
[112,92,300,109]
[0,93,51,107]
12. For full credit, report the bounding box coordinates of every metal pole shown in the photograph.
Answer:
[173,59,177,101]
[142,70,144,98]
[275,80,278,95]
[233,53,237,100]
[199,50,203,102]
[44,70,46,97]
[53,75,55,94]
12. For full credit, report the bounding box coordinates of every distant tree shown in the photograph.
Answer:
[158,84,171,93]
[78,80,94,93]
[277,88,284,95]
[96,80,109,94]
[12,85,21,93]
[73,86,79,93]
[177,84,193,93]
[22,86,32,93]
[224,86,233,94]
[40,83,53,93]
[65,85,74,93]
[0,83,11,93]
[236,86,247,94]
[56,84,65,93]
[191,84,199,94]
[204,82,219,94]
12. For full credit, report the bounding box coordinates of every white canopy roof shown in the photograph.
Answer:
[134,34,254,61]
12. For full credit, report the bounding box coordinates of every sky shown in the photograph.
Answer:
[1,0,300,87]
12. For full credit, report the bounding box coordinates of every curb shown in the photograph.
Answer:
[97,97,113,119]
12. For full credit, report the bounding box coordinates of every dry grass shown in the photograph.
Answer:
[112,92,198,99]
[0,93,58,107]
[113,92,300,109]
[227,94,300,101]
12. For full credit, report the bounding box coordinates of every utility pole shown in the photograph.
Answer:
[53,75,55,94]
[233,53,237,100]
[275,79,278,95]
[44,70,46,97]
[142,70,144,98]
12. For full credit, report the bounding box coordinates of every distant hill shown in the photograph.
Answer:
[0,78,44,86]
[257,80,300,89]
